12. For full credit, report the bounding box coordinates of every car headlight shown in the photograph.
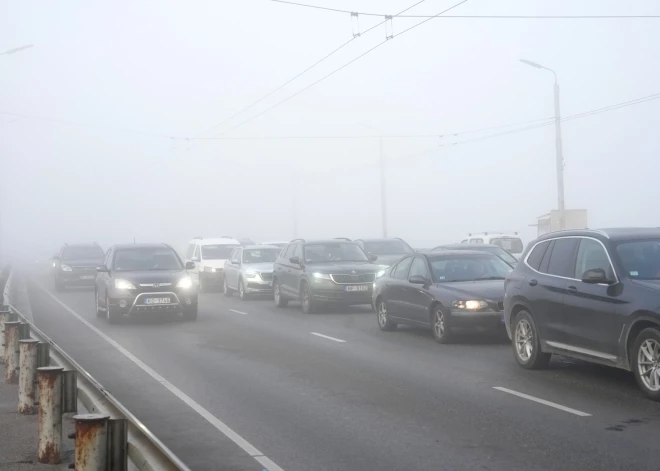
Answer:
[452,300,488,310]
[376,269,387,278]
[52,262,57,268]
[114,279,136,290]
[245,271,257,279]
[204,267,218,273]
[61,264,72,272]
[312,273,331,283]
[177,276,193,289]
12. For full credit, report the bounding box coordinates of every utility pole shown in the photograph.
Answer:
[379,137,387,238]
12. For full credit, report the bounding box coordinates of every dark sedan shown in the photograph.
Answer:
[372,250,513,343]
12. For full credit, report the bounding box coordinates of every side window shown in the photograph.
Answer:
[235,248,243,263]
[292,244,302,260]
[546,238,579,278]
[193,244,200,260]
[279,245,291,259]
[575,239,614,280]
[526,241,550,271]
[470,238,484,244]
[392,257,413,280]
[408,257,430,279]
[104,249,113,267]
[185,244,195,259]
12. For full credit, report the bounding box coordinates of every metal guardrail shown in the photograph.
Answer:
[1,267,190,471]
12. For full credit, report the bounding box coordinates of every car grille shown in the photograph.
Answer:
[259,272,273,281]
[330,273,376,284]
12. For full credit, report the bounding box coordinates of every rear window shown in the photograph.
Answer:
[490,237,524,254]
[202,244,240,260]
[526,241,550,271]
[62,246,104,261]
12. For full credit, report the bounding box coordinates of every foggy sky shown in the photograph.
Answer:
[2,0,659,259]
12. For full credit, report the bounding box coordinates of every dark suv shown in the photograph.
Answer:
[504,228,660,400]
[53,243,105,291]
[273,239,380,313]
[95,243,198,323]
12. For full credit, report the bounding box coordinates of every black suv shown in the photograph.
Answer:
[95,243,198,323]
[53,243,105,291]
[273,239,380,313]
[353,238,415,267]
[504,228,660,400]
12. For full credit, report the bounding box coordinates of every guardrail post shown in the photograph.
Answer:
[0,308,11,359]
[4,321,21,383]
[37,366,63,464]
[18,339,39,414]
[107,418,128,471]
[73,414,110,471]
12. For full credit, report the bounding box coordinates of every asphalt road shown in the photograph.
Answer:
[18,266,660,471]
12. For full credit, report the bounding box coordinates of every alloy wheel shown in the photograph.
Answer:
[378,302,388,327]
[434,311,445,338]
[638,338,660,392]
[515,318,533,362]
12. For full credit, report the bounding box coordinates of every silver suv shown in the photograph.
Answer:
[223,245,280,300]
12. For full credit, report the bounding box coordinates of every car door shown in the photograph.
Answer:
[386,256,413,320]
[274,244,292,294]
[189,244,201,285]
[97,248,113,305]
[561,237,623,358]
[288,244,303,296]
[231,248,243,289]
[528,237,579,344]
[402,256,435,325]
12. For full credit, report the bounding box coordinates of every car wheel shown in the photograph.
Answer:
[274,281,288,308]
[377,298,397,331]
[431,306,452,343]
[183,305,198,321]
[300,282,316,314]
[106,295,121,325]
[512,310,550,369]
[223,278,233,297]
[239,278,248,301]
[95,291,103,317]
[632,327,660,400]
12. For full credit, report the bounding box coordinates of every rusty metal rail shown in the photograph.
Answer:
[2,268,190,471]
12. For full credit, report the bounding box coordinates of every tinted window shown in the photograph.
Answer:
[409,258,430,279]
[61,245,104,261]
[113,247,182,271]
[303,243,368,263]
[392,257,413,280]
[546,238,579,277]
[526,241,550,271]
[291,244,302,260]
[575,239,614,279]
[280,244,293,260]
[490,237,524,254]
[429,254,512,282]
[616,239,660,280]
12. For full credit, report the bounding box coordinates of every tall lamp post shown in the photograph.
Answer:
[521,59,565,230]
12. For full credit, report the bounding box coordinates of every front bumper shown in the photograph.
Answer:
[200,270,224,285]
[55,271,96,286]
[448,309,505,329]
[310,284,373,305]
[109,289,198,316]
[245,278,273,294]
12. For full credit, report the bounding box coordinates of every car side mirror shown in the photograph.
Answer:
[185,261,196,270]
[96,265,109,273]
[368,253,378,262]
[408,275,427,285]
[289,256,300,265]
[581,268,610,284]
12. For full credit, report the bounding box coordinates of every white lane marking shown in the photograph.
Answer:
[493,386,592,417]
[310,332,346,343]
[229,309,248,315]
[33,282,285,471]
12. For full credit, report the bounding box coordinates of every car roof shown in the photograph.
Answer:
[62,243,101,248]
[112,243,170,250]
[260,240,289,244]
[420,249,499,257]
[538,228,660,242]
[435,243,500,249]
[243,245,280,250]
[355,238,405,242]
[189,237,241,245]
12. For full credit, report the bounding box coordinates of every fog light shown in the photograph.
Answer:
[118,300,128,308]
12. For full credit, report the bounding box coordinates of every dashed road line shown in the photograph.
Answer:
[310,332,346,343]
[33,281,286,471]
[493,386,592,417]
[229,309,248,315]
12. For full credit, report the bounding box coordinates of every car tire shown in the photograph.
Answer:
[223,278,233,297]
[431,305,452,343]
[239,278,248,301]
[95,291,103,317]
[106,295,121,325]
[274,280,288,308]
[631,327,660,401]
[376,298,397,331]
[300,282,316,314]
[183,305,198,322]
[512,310,550,369]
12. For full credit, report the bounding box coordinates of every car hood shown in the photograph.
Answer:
[432,279,505,301]
[373,254,407,267]
[114,270,187,284]
[62,259,103,268]
[242,262,274,272]
[305,262,380,274]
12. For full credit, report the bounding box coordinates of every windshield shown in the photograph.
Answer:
[484,246,518,265]
[201,244,240,260]
[616,240,660,280]
[363,240,414,255]
[114,248,182,271]
[243,249,279,264]
[304,243,369,263]
[490,237,524,254]
[428,254,513,282]
[62,246,104,261]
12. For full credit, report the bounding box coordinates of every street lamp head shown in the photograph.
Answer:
[520,59,544,69]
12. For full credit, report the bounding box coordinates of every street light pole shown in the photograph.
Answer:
[521,59,566,229]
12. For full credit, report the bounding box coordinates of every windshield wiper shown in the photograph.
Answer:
[473,276,506,281]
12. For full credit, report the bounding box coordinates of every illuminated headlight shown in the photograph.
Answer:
[114,279,136,290]
[452,300,488,310]
[52,262,57,268]
[376,270,386,278]
[312,273,331,283]
[204,267,218,273]
[177,276,193,289]
[60,264,72,272]
[245,271,257,279]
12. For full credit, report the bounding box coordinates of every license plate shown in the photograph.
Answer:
[345,285,368,292]
[144,297,170,305]
[80,275,94,280]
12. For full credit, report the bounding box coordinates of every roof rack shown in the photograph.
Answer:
[334,237,352,241]
[291,238,305,243]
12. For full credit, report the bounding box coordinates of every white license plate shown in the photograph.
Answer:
[144,297,171,305]
[345,285,369,292]
[80,275,94,280]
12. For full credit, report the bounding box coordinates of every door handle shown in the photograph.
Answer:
[567,285,577,293]
[528,279,538,286]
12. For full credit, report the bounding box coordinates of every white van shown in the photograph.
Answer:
[185,237,241,291]
[461,232,524,258]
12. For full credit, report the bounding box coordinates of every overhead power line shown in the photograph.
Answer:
[196,0,430,137]
[271,0,660,19]
[216,0,469,136]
